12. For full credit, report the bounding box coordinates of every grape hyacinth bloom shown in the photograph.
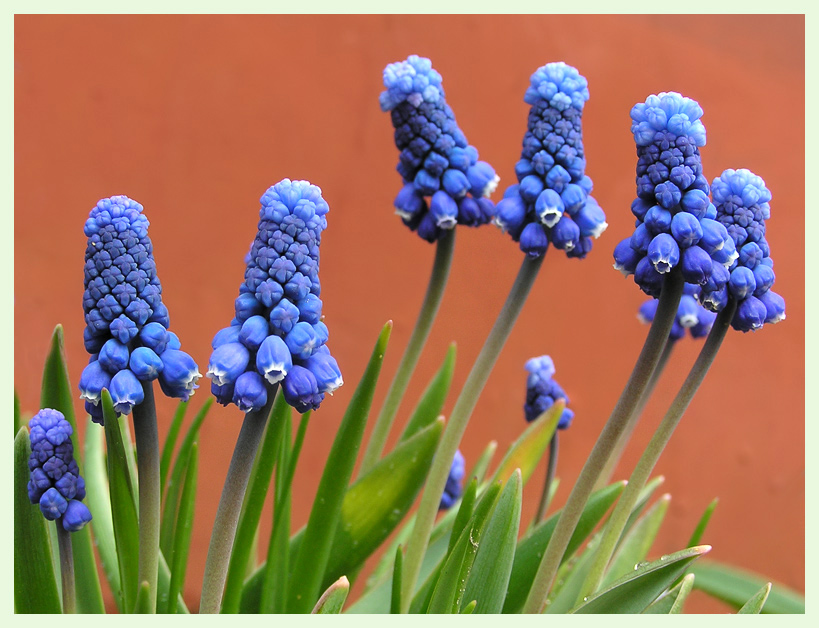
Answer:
[206,179,343,414]
[438,450,465,510]
[700,169,785,331]
[27,409,92,532]
[495,62,607,258]
[524,355,574,429]
[638,284,717,340]
[613,92,735,297]
[380,55,499,242]
[79,196,201,422]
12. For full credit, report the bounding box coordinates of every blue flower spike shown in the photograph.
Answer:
[524,355,574,429]
[613,92,734,297]
[439,449,465,510]
[27,409,92,532]
[381,55,499,241]
[700,169,785,331]
[79,195,201,423]
[207,179,343,413]
[495,62,607,259]
[638,284,717,340]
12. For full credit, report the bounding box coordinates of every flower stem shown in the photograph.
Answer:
[400,253,544,612]
[522,269,683,614]
[534,433,559,526]
[56,525,76,614]
[595,338,675,489]
[199,385,278,614]
[359,230,456,477]
[133,382,160,613]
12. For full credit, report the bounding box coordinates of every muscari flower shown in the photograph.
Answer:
[495,62,607,259]
[27,409,92,532]
[380,54,499,242]
[206,179,343,414]
[613,92,736,298]
[439,449,465,511]
[79,196,201,423]
[524,355,574,429]
[638,284,717,340]
[699,169,785,332]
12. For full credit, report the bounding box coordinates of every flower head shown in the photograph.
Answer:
[495,62,606,259]
[700,169,785,331]
[439,449,465,510]
[381,55,498,241]
[80,196,200,423]
[524,355,574,429]
[27,409,92,532]
[638,284,717,340]
[207,179,342,413]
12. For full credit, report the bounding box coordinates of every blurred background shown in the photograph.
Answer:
[15,14,804,613]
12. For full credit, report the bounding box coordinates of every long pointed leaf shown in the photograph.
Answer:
[159,401,188,501]
[669,573,696,613]
[286,321,392,612]
[158,550,189,613]
[311,576,349,614]
[14,427,62,613]
[165,443,198,613]
[399,343,456,442]
[738,582,772,614]
[390,546,403,614]
[687,497,718,547]
[448,477,477,554]
[545,533,602,614]
[642,573,695,613]
[40,324,78,439]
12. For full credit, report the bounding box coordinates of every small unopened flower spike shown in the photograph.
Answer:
[700,168,785,331]
[496,62,607,259]
[79,195,201,422]
[381,54,499,241]
[524,355,574,429]
[27,409,92,532]
[207,179,342,413]
[438,450,465,510]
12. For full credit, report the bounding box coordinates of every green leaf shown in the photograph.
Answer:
[572,545,711,613]
[159,398,212,558]
[462,469,522,613]
[134,581,152,614]
[738,582,772,614]
[40,324,78,442]
[448,477,477,554]
[399,343,456,442]
[461,600,476,614]
[390,546,403,614]
[642,572,695,613]
[221,393,288,613]
[68,508,105,613]
[502,480,627,613]
[158,550,189,613]
[286,321,392,612]
[159,401,188,501]
[487,400,563,486]
[688,561,804,614]
[102,391,140,613]
[601,493,671,588]
[687,497,718,547]
[165,443,198,613]
[311,576,349,614]
[545,533,602,614]
[14,427,62,614]
[669,573,696,613]
[623,474,665,533]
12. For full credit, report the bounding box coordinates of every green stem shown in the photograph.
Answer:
[56,525,76,614]
[359,230,456,476]
[596,338,676,489]
[522,270,684,614]
[578,297,736,603]
[400,253,544,611]
[199,386,278,614]
[133,382,160,613]
[534,433,559,526]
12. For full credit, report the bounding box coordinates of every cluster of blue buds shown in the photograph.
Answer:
[613,93,737,298]
[27,409,92,532]
[207,179,343,414]
[79,196,201,423]
[524,356,574,429]
[638,284,717,340]
[495,62,607,258]
[439,449,465,511]
[699,169,785,331]
[380,55,499,242]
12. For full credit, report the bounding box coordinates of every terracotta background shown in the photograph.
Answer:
[14,14,804,613]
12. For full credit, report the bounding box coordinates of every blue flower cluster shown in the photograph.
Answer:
[79,196,201,423]
[27,409,92,532]
[495,62,607,259]
[699,169,785,331]
[439,449,465,511]
[524,356,574,429]
[638,284,716,340]
[207,179,343,414]
[613,93,737,297]
[380,55,499,242]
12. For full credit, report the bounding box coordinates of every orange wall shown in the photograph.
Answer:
[15,14,804,612]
